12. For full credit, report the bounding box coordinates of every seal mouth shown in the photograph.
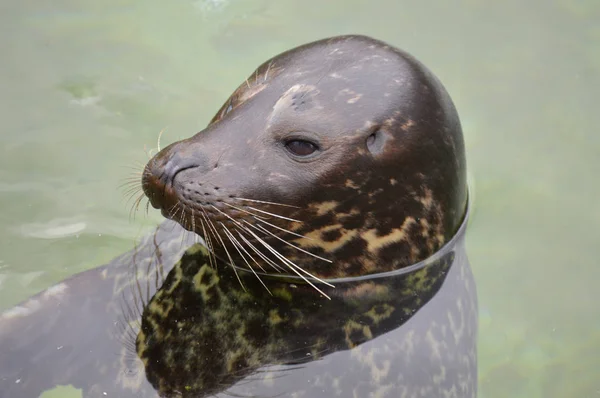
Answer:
[142,159,199,212]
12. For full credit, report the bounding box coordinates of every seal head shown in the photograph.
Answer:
[142,34,467,279]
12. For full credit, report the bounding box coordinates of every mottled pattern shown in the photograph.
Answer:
[138,244,448,394]
[135,221,476,398]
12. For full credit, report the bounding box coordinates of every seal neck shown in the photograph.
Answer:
[229,195,471,285]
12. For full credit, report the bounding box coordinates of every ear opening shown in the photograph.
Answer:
[366,129,387,155]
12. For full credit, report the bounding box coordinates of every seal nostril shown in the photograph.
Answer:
[171,165,196,183]
[160,156,200,186]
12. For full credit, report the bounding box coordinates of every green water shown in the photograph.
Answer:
[0,0,598,397]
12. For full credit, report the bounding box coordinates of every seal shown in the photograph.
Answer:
[0,35,477,398]
[142,34,467,281]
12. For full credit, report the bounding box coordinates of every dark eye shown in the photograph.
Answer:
[285,139,318,157]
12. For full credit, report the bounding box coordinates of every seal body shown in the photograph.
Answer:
[137,212,476,398]
[0,35,476,398]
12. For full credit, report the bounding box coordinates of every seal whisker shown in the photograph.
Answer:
[221,202,268,220]
[210,205,248,231]
[188,209,209,263]
[133,194,146,216]
[129,242,153,315]
[253,223,332,263]
[236,231,285,273]
[116,294,143,360]
[122,187,144,204]
[300,59,333,100]
[121,163,145,171]
[198,206,222,249]
[121,181,142,196]
[169,202,183,226]
[203,223,220,270]
[200,220,217,269]
[190,208,197,239]
[245,206,301,223]
[126,194,145,218]
[198,205,225,242]
[210,204,317,275]
[208,205,278,270]
[144,254,158,310]
[233,197,301,209]
[151,229,166,288]
[213,224,246,291]
[157,127,166,152]
[121,175,142,184]
[177,203,187,229]
[237,220,327,272]
[164,202,183,232]
[241,230,322,285]
[166,203,177,219]
[176,203,187,228]
[120,170,144,178]
[118,178,143,190]
[125,192,143,222]
[123,188,142,206]
[176,204,193,250]
[179,227,189,248]
[223,226,267,273]
[131,159,147,167]
[121,186,143,201]
[129,193,146,222]
[120,166,145,180]
[145,146,156,159]
[243,228,333,298]
[119,292,140,335]
[131,276,146,329]
[167,202,182,221]
[221,225,271,294]
[264,60,274,82]
[254,217,315,240]
[121,186,143,200]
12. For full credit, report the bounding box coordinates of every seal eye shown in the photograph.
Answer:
[285,139,318,157]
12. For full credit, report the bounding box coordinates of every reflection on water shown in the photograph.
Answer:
[0,0,598,397]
